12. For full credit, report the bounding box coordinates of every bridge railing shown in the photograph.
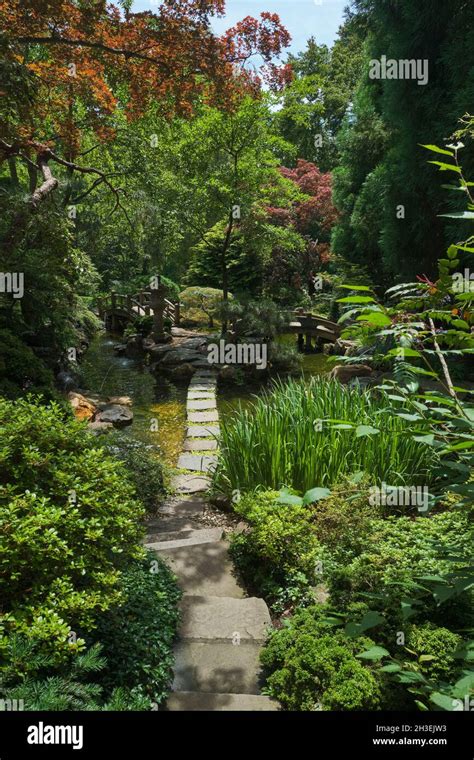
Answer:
[97,290,181,326]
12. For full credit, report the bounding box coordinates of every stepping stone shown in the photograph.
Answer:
[146,527,222,551]
[193,370,216,377]
[179,596,272,642]
[145,518,198,538]
[177,454,218,473]
[187,411,219,423]
[158,498,206,517]
[183,438,218,452]
[172,641,264,695]
[187,390,216,400]
[172,474,211,493]
[187,399,217,410]
[186,425,220,438]
[166,692,279,711]
[155,542,244,597]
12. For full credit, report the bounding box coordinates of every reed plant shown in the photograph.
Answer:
[214,378,434,494]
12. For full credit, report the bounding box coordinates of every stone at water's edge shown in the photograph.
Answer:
[67,391,96,421]
[95,403,133,427]
[329,363,373,384]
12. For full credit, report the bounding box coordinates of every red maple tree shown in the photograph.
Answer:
[0,0,291,209]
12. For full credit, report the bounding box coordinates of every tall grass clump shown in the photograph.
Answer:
[214,378,434,494]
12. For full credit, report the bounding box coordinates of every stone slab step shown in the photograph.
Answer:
[193,370,216,377]
[187,399,217,410]
[156,542,244,597]
[172,641,264,695]
[158,498,206,517]
[187,411,219,423]
[146,527,222,551]
[172,474,211,493]
[179,596,271,642]
[145,517,199,537]
[187,390,216,400]
[177,454,218,473]
[183,438,218,452]
[188,383,217,392]
[186,425,220,438]
[165,692,279,711]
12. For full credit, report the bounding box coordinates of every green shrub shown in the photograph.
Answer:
[261,605,383,710]
[230,490,321,612]
[104,433,166,513]
[0,329,54,399]
[180,286,231,327]
[328,511,473,622]
[215,377,434,494]
[405,624,463,682]
[88,554,180,706]
[0,397,145,659]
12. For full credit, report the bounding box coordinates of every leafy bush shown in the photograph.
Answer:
[230,490,321,612]
[261,605,383,710]
[405,624,463,682]
[215,377,434,494]
[0,329,54,399]
[180,286,231,327]
[88,554,181,706]
[104,433,166,513]
[328,511,473,622]
[0,397,145,659]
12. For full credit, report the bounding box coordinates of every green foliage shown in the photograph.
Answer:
[328,511,473,620]
[88,554,180,706]
[0,397,145,659]
[332,1,474,279]
[261,606,383,710]
[230,490,321,611]
[0,329,54,399]
[104,434,166,514]
[214,377,434,494]
[180,286,230,327]
[405,624,463,682]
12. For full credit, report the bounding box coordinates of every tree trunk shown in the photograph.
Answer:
[220,212,234,335]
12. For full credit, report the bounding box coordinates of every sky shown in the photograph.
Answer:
[133,0,349,56]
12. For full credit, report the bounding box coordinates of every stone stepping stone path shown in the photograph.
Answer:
[146,369,279,711]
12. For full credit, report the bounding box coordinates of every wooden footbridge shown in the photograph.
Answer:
[98,289,340,347]
[281,309,341,348]
[97,289,180,331]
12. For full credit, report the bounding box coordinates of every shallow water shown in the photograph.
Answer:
[80,334,186,467]
[81,333,332,460]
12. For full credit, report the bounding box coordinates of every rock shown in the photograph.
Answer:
[67,391,97,421]
[88,420,113,434]
[106,395,132,406]
[113,343,127,355]
[96,403,133,427]
[161,363,196,381]
[329,364,373,384]
[161,348,207,366]
[149,343,176,359]
[334,338,357,357]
